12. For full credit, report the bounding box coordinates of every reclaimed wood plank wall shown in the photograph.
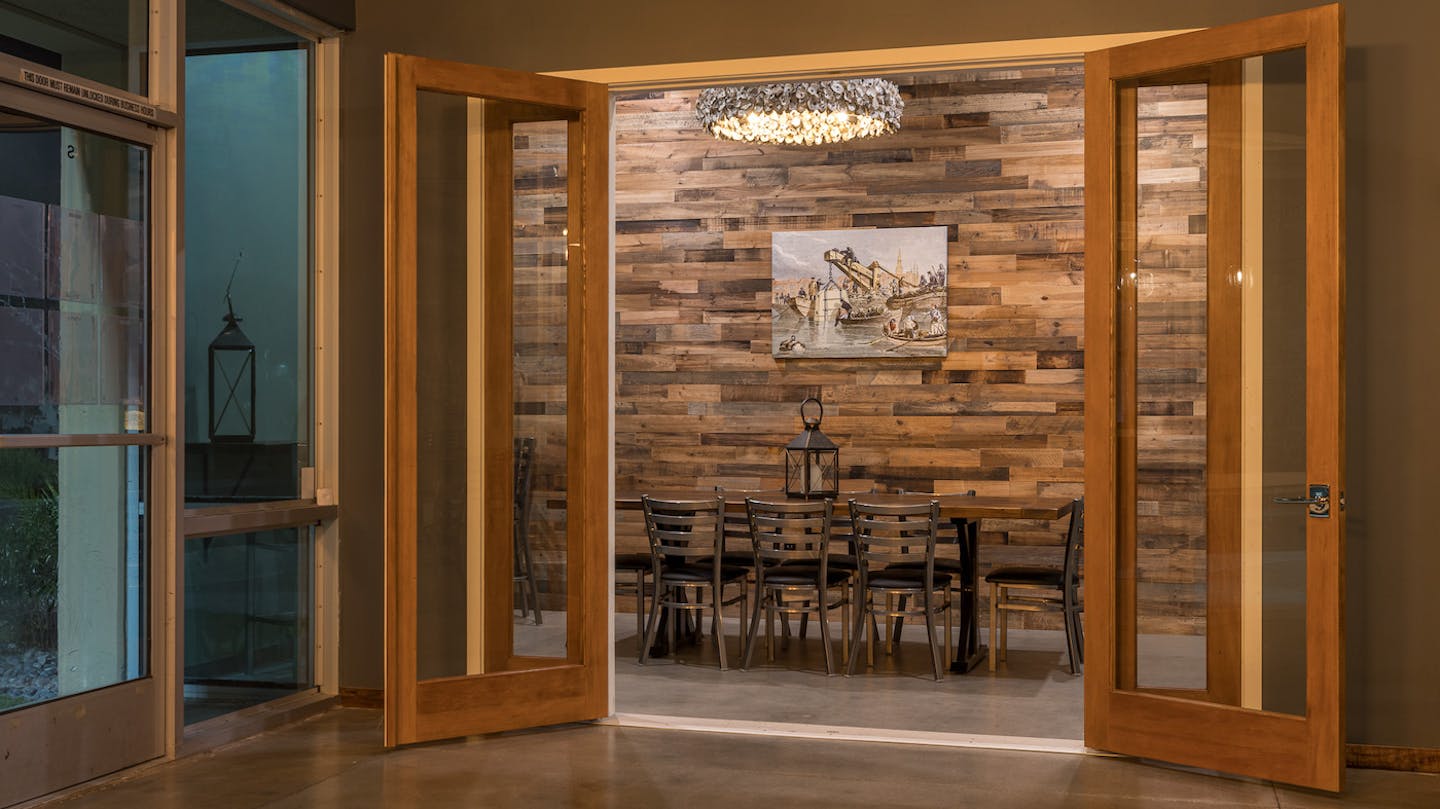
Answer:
[514,64,1208,634]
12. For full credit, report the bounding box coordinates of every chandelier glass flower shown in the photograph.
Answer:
[695,78,903,146]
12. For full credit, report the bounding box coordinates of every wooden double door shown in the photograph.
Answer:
[383,3,1347,792]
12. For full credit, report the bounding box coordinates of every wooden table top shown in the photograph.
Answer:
[615,491,1075,521]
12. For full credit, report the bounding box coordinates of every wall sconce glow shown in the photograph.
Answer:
[695,78,903,146]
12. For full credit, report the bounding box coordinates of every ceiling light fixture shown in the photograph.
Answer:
[695,78,903,146]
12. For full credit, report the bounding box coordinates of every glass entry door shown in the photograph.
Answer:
[383,55,609,745]
[0,94,166,805]
[1083,5,1345,791]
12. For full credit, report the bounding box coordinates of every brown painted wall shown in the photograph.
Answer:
[340,0,1440,748]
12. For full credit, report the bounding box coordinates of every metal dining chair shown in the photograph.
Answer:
[986,498,1084,674]
[639,494,750,670]
[742,497,852,675]
[846,498,951,680]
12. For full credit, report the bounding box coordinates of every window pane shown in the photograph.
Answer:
[0,111,150,435]
[0,446,149,714]
[0,1,149,95]
[183,527,313,725]
[183,38,311,502]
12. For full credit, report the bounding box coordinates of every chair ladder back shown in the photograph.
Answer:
[848,499,941,566]
[1063,497,1085,586]
[745,498,832,565]
[641,495,725,562]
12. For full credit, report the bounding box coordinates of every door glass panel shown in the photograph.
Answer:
[0,1,149,95]
[413,91,577,680]
[0,445,148,713]
[1250,48,1308,716]
[1125,49,1308,713]
[0,112,149,436]
[511,118,569,660]
[1133,80,1210,690]
[414,89,471,680]
[183,527,313,724]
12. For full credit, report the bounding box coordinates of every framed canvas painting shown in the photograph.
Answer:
[771,226,948,358]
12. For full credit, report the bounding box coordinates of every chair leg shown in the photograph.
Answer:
[999,589,1008,662]
[845,590,868,676]
[634,570,645,642]
[818,591,836,676]
[840,581,851,660]
[988,581,998,672]
[923,591,943,681]
[639,584,666,665]
[891,595,907,647]
[712,585,727,671]
[944,584,953,667]
[743,584,764,669]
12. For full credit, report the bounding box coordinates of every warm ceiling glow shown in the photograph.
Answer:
[695,79,903,146]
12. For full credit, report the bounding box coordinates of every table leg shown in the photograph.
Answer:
[950,518,987,673]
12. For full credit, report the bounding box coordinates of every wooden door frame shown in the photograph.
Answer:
[383,53,610,746]
[1083,4,1344,790]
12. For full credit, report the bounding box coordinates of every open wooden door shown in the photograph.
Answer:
[383,54,610,745]
[1084,4,1345,791]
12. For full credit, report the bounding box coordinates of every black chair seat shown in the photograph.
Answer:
[867,569,953,589]
[615,552,653,571]
[985,565,1064,587]
[762,567,852,587]
[662,564,749,584]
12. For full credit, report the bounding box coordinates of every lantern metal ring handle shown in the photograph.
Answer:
[800,396,824,429]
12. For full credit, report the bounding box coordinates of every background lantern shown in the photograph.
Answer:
[784,397,839,499]
[208,302,256,442]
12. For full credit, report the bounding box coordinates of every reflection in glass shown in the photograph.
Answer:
[0,113,149,436]
[0,447,148,714]
[1132,81,1211,691]
[1126,51,1309,715]
[414,90,471,681]
[511,118,570,660]
[412,95,578,679]
[183,41,311,502]
[0,0,149,95]
[1252,48,1308,716]
[183,528,313,725]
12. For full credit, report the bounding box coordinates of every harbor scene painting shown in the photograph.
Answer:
[771,226,949,359]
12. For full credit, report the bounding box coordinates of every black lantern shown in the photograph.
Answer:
[784,397,839,499]
[208,298,256,442]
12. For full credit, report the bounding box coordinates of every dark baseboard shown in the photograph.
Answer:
[339,687,383,709]
[1346,744,1440,773]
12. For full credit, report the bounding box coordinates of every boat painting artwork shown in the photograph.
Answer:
[771,226,948,359]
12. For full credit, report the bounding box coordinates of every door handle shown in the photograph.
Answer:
[1272,484,1330,518]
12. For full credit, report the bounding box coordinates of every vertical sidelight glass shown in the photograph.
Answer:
[511,118,571,660]
[1121,49,1309,713]
[413,91,579,680]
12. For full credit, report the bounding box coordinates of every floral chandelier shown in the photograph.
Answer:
[695,78,903,146]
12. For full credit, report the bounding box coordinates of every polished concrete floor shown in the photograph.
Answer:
[615,611,1209,741]
[44,708,1440,808]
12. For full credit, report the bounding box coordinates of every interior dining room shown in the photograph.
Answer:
[4,0,1440,807]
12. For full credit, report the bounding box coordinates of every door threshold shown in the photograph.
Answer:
[602,712,1107,757]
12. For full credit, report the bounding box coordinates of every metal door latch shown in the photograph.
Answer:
[1273,484,1331,518]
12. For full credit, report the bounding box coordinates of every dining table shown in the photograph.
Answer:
[616,490,1076,673]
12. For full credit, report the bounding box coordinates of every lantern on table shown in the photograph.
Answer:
[784,397,839,499]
